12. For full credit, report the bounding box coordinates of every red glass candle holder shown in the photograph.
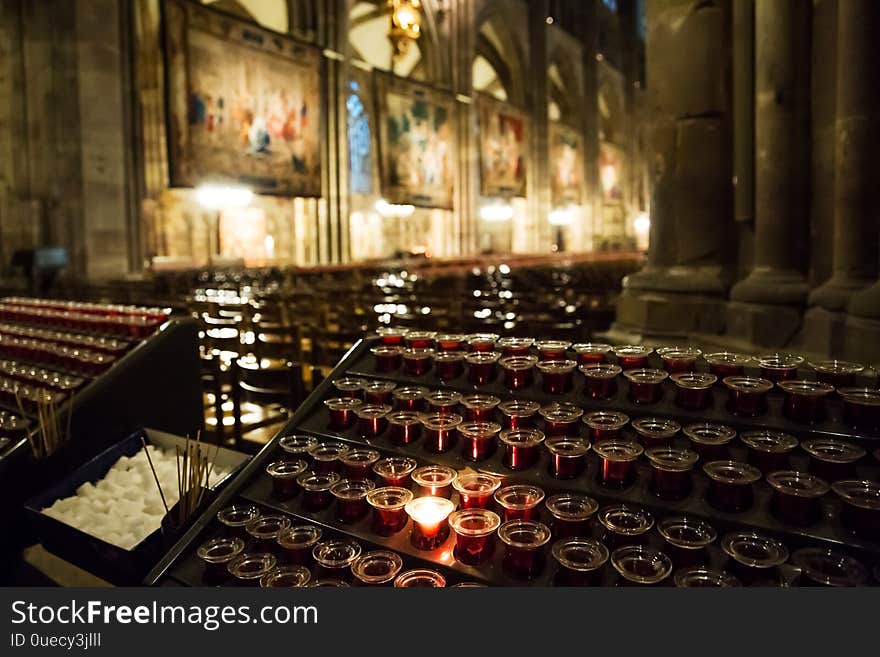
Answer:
[539,402,584,436]
[597,504,654,548]
[393,569,446,587]
[366,487,413,535]
[494,484,545,522]
[671,372,716,409]
[545,493,598,539]
[373,457,418,487]
[405,496,455,550]
[324,397,363,430]
[307,441,350,474]
[721,532,788,586]
[499,399,541,429]
[411,465,457,498]
[611,545,672,587]
[535,339,571,361]
[260,565,312,589]
[623,368,668,404]
[497,337,535,357]
[351,551,403,587]
[402,348,435,376]
[434,351,465,381]
[453,473,501,509]
[580,363,621,399]
[371,345,402,373]
[767,470,829,526]
[467,333,500,352]
[198,537,245,583]
[276,525,322,566]
[657,346,702,374]
[704,352,753,380]
[392,385,428,411]
[435,333,467,351]
[332,377,366,399]
[278,434,318,462]
[632,417,680,449]
[583,410,629,443]
[245,515,292,552]
[297,471,341,511]
[657,516,716,567]
[537,359,577,394]
[757,353,804,383]
[405,331,437,349]
[362,380,397,405]
[499,428,546,470]
[613,345,653,370]
[723,376,773,416]
[355,404,391,439]
[421,412,463,453]
[802,438,866,482]
[500,355,538,389]
[340,448,380,480]
[466,351,501,385]
[572,342,612,366]
[498,520,552,580]
[674,567,740,588]
[425,390,463,415]
[832,480,880,539]
[217,505,261,540]
[778,380,835,423]
[646,447,698,500]
[227,553,277,587]
[703,460,761,512]
[387,411,423,446]
[741,430,799,473]
[683,423,736,461]
[266,459,308,499]
[458,421,501,461]
[449,508,501,565]
[545,436,589,479]
[809,360,864,388]
[552,538,609,586]
[376,326,407,346]
[461,394,501,421]
[594,440,642,488]
[312,539,362,582]
[791,547,869,587]
[331,478,376,523]
[839,387,880,430]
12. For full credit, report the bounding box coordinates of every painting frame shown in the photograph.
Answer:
[374,72,457,210]
[162,0,324,197]
[549,121,584,206]
[476,93,528,197]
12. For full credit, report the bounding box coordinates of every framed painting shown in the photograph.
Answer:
[549,122,584,206]
[375,72,456,209]
[163,0,323,197]
[477,94,528,197]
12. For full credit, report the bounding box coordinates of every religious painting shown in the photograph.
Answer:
[549,122,584,206]
[164,0,323,196]
[599,141,624,204]
[376,73,456,209]
[477,94,528,197]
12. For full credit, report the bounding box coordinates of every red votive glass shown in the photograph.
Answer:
[340,448,380,480]
[683,423,736,461]
[613,345,653,370]
[435,333,467,351]
[411,465,457,498]
[260,566,312,589]
[594,440,643,488]
[703,460,761,512]
[757,353,804,383]
[468,333,499,352]
[839,387,880,430]
[671,372,716,409]
[466,351,501,385]
[792,547,869,587]
[217,504,261,540]
[307,441,350,474]
[453,473,501,509]
[809,360,865,388]
[405,331,437,349]
[721,532,788,586]
[597,504,654,548]
[537,359,578,394]
[332,377,366,399]
[297,471,341,511]
[741,430,799,473]
[494,484,545,522]
[276,525,322,566]
[499,428,546,470]
[324,397,363,430]
[245,515,292,552]
[657,516,716,567]
[674,567,740,588]
[371,345,402,372]
[373,457,418,487]
[351,551,403,587]
[278,434,318,462]
[497,337,535,357]
[646,447,698,500]
[545,493,598,539]
[266,459,308,499]
[362,380,397,405]
[355,404,391,439]
[552,538,609,586]
[227,553,277,587]
[421,412,463,453]
[546,436,590,479]
[572,342,612,366]
[767,470,829,526]
[498,520,552,580]
[499,399,541,429]
[394,569,446,587]
[500,355,538,389]
[704,352,753,380]
[387,411,422,445]
[623,368,668,404]
[312,539,362,582]
[425,390,463,415]
[376,326,407,346]
[198,537,245,583]
[331,479,375,523]
[458,421,501,461]
[802,438,866,482]
[833,480,880,539]
[392,385,428,411]
[778,380,835,423]
[658,346,702,374]
[449,508,501,565]
[405,496,455,550]
[611,545,672,587]
[723,376,773,416]
[434,351,465,381]
[402,348,434,376]
[461,394,501,421]
[366,487,413,535]
[583,410,629,443]
[539,402,584,436]
[632,417,681,449]
[580,364,621,400]
[536,339,571,361]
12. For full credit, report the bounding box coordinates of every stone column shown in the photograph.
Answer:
[526,0,550,254]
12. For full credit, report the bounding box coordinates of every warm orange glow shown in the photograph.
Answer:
[405,496,454,535]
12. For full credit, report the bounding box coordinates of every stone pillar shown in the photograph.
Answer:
[732,0,754,225]
[526,0,551,254]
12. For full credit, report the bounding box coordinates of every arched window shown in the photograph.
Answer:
[347,79,373,195]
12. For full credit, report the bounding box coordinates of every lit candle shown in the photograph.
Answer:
[405,496,454,550]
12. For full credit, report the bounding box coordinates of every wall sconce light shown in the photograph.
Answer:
[480,202,514,222]
[387,0,422,60]
[548,206,576,226]
[376,198,416,218]
[195,184,253,211]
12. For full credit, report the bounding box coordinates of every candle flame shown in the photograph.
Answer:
[405,496,454,527]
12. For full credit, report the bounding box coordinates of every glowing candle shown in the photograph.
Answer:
[405,496,455,550]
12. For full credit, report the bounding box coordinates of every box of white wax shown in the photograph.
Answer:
[24,427,249,585]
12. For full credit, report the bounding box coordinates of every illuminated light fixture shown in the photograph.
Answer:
[548,206,576,226]
[600,163,618,194]
[387,0,422,60]
[376,198,416,218]
[479,202,514,222]
[633,211,650,251]
[195,184,253,210]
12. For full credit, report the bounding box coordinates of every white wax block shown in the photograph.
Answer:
[76,482,97,498]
